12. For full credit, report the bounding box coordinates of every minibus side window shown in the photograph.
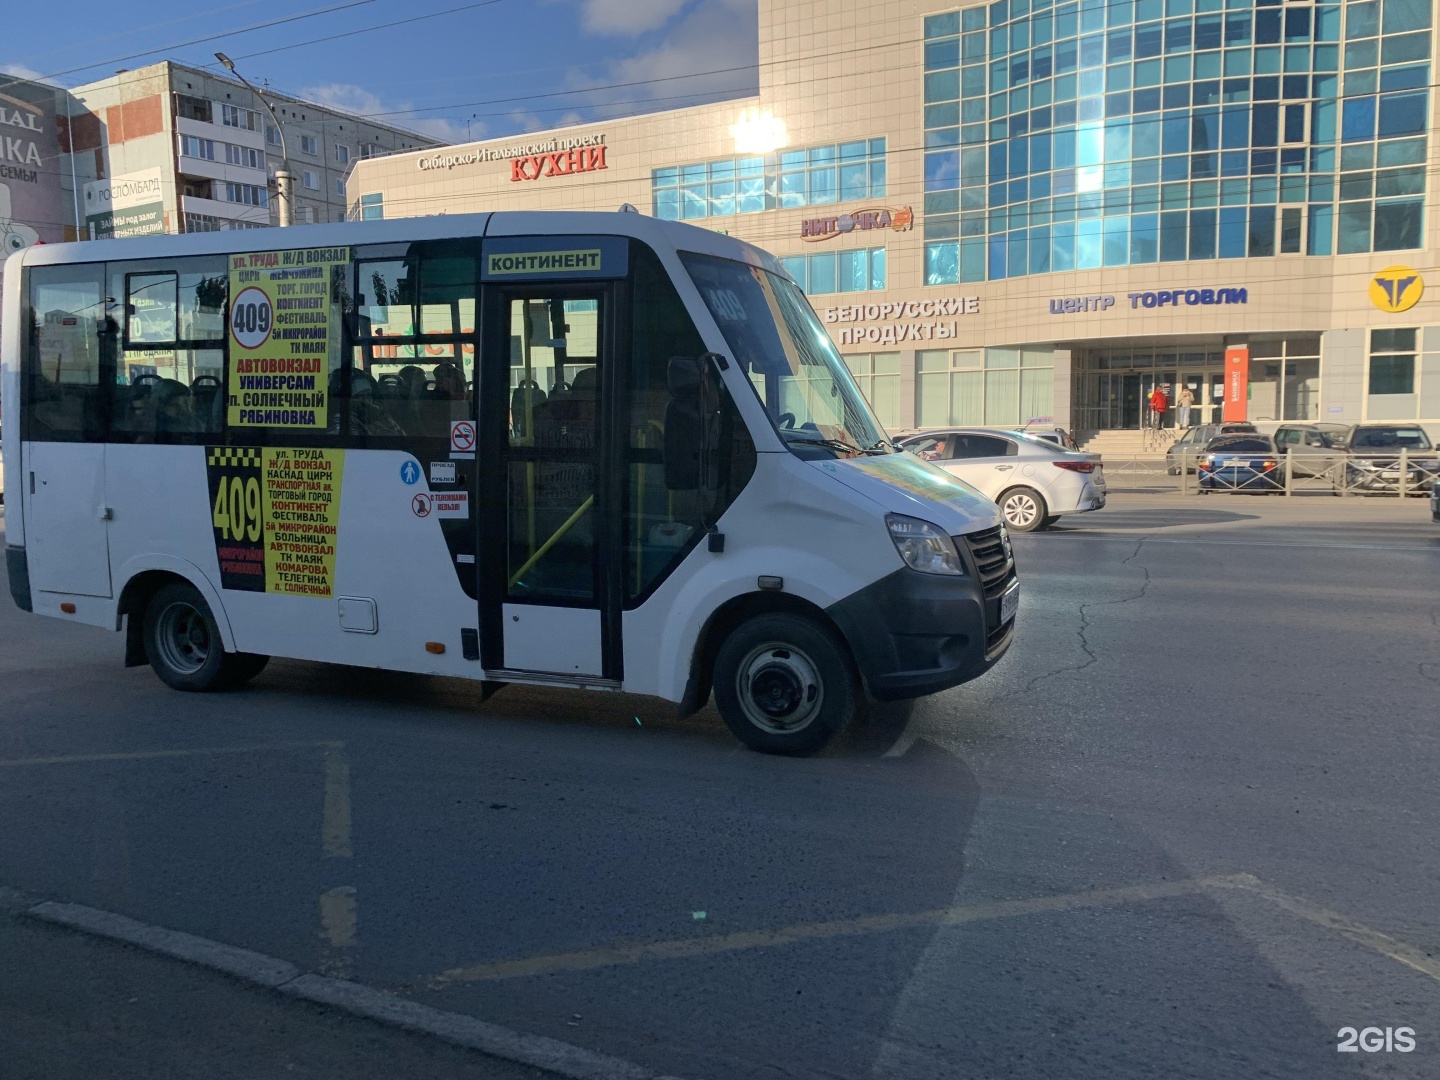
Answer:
[623,243,755,604]
[348,246,476,444]
[108,257,228,444]
[24,264,107,443]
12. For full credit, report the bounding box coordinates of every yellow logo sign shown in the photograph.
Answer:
[1369,265,1424,313]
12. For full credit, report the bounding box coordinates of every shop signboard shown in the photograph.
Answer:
[84,169,166,239]
[0,78,67,252]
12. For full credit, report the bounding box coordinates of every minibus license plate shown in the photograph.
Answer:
[1000,582,1019,624]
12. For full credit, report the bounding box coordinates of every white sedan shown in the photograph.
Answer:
[897,428,1106,531]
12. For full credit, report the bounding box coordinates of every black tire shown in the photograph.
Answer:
[713,613,859,756]
[222,652,270,687]
[143,582,232,692]
[998,486,1047,532]
[1040,514,1061,528]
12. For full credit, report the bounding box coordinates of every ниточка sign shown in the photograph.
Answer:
[801,205,913,242]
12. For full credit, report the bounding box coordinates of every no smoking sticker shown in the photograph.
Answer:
[450,420,476,454]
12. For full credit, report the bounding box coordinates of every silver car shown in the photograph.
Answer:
[898,429,1106,532]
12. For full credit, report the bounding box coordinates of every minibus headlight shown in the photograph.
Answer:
[886,515,967,576]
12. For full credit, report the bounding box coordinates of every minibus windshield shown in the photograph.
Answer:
[682,252,891,458]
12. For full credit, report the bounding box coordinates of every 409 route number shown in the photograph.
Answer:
[213,476,263,543]
[231,286,274,350]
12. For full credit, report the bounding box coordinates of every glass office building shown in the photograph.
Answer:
[353,0,1440,437]
[920,0,1431,285]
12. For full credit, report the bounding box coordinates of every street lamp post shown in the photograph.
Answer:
[214,52,292,227]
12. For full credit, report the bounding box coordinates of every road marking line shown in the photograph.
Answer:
[423,875,1252,988]
[322,745,353,859]
[0,740,344,768]
[1212,874,1440,983]
[20,894,685,1080]
[1025,535,1437,552]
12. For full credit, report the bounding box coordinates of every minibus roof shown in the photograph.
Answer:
[10,211,786,278]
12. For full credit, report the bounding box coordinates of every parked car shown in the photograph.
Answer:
[897,428,1106,532]
[1197,434,1284,493]
[1010,423,1078,450]
[1166,422,1260,474]
[1336,424,1440,495]
[1272,423,1347,477]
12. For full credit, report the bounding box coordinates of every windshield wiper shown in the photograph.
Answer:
[862,437,896,454]
[783,432,865,455]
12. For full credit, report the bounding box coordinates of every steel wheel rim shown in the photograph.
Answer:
[1003,492,1039,528]
[736,641,823,735]
[155,601,210,674]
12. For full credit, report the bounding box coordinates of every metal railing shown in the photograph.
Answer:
[1175,449,1440,497]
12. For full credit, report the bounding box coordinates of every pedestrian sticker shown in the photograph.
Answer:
[434,492,468,519]
[227,246,350,431]
[205,446,345,597]
[412,493,433,518]
[450,420,476,453]
[429,460,457,485]
[399,460,421,485]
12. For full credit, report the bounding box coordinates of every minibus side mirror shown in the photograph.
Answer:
[664,356,704,490]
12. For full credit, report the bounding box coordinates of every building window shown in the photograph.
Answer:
[223,182,268,207]
[302,170,320,190]
[652,138,887,221]
[780,248,887,294]
[297,205,317,224]
[1369,328,1415,395]
[299,134,319,155]
[916,347,1054,427]
[224,143,263,169]
[219,104,257,131]
[359,142,381,159]
[266,125,282,147]
[335,144,350,164]
[181,176,213,200]
[843,353,901,427]
[184,212,221,233]
[176,95,211,123]
[178,135,214,160]
[359,192,383,220]
[334,177,346,197]
[919,0,1431,277]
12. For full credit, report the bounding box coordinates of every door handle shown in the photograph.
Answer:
[995,464,1014,471]
[99,506,113,521]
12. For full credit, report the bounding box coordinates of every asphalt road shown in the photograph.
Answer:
[1,493,1437,1079]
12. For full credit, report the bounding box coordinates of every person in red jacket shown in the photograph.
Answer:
[1148,384,1169,429]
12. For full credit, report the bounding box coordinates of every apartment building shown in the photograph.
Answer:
[60,61,443,237]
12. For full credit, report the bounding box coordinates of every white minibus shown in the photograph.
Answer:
[2,212,1017,754]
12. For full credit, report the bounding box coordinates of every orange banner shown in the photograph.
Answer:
[1222,345,1250,423]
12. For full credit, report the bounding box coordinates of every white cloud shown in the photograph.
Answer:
[569,0,757,118]
[300,82,475,144]
[580,0,687,35]
[0,62,48,82]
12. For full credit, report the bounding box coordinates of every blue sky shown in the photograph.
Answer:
[2,0,759,143]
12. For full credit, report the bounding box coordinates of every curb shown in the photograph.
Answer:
[16,892,688,1080]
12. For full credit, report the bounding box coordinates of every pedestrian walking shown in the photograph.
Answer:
[1148,384,1169,429]
[1176,384,1195,428]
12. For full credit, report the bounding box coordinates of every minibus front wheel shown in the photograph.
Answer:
[713,613,859,756]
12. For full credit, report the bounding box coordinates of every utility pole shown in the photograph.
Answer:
[215,52,292,227]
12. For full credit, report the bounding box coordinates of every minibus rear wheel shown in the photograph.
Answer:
[143,581,244,692]
[713,613,858,756]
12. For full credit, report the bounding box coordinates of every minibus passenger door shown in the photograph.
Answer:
[476,276,619,681]
[22,265,114,598]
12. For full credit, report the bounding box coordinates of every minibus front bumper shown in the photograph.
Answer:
[826,561,1015,702]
